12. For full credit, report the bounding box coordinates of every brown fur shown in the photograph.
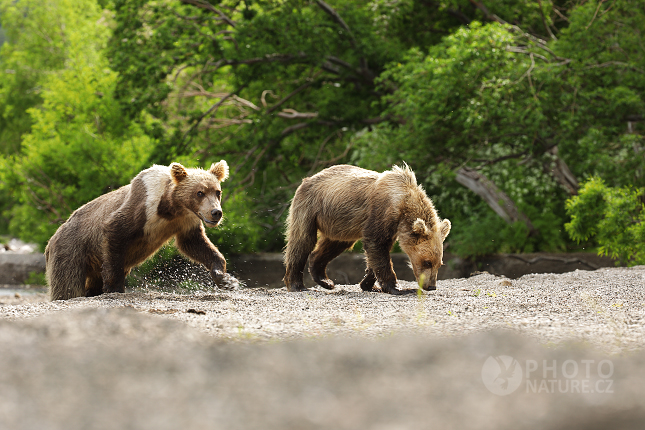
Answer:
[283,164,451,294]
[45,161,231,301]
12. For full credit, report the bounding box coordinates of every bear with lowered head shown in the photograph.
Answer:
[45,161,236,301]
[283,164,451,295]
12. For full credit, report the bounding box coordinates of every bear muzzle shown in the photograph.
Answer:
[198,209,222,227]
[417,271,438,291]
[211,209,222,222]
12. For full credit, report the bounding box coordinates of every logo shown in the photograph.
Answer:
[481,355,523,396]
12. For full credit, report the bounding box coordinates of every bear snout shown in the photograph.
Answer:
[211,209,222,221]
[417,270,438,291]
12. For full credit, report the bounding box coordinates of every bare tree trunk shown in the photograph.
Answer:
[545,146,579,195]
[456,167,537,234]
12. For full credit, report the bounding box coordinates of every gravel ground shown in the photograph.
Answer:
[2,266,645,429]
[2,266,644,352]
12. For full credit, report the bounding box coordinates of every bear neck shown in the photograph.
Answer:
[401,188,439,229]
[157,182,187,220]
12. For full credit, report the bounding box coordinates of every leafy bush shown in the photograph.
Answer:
[565,178,645,265]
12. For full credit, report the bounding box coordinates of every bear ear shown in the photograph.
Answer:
[209,160,229,182]
[170,163,188,183]
[440,219,451,239]
[412,218,429,236]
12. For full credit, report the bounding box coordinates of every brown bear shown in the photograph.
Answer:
[45,161,236,301]
[283,164,451,295]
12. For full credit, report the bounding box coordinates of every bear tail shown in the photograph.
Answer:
[45,243,87,301]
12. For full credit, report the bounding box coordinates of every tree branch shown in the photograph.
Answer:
[456,167,537,233]
[277,109,318,119]
[467,0,508,24]
[507,254,599,270]
[544,146,579,195]
[207,52,309,71]
[177,83,247,154]
[535,0,557,40]
[446,8,471,25]
[281,122,310,135]
[315,0,374,82]
[266,72,321,113]
[180,0,236,28]
[315,0,355,45]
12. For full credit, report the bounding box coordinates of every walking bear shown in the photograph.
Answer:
[45,161,235,301]
[283,164,451,295]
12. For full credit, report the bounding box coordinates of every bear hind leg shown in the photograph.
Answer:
[46,256,87,301]
[308,238,355,290]
[359,267,377,292]
[283,221,318,292]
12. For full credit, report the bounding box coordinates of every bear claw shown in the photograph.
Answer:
[316,278,335,290]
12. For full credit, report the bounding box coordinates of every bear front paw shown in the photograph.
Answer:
[315,278,335,290]
[286,282,308,292]
[379,280,413,295]
[211,269,240,289]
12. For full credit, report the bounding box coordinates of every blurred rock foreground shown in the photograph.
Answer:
[1,307,644,430]
[1,265,645,429]
[0,238,637,428]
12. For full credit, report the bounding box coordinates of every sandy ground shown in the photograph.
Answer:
[1,267,645,429]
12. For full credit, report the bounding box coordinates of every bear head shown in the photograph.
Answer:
[170,160,229,227]
[399,218,451,291]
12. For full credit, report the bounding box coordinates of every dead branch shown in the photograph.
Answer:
[261,90,278,108]
[535,0,557,40]
[267,72,321,113]
[456,167,537,233]
[277,109,318,119]
[177,84,247,153]
[544,146,579,195]
[505,46,548,62]
[507,254,599,270]
[232,95,260,111]
[180,90,232,99]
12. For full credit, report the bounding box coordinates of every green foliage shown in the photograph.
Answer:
[353,2,644,257]
[565,178,645,265]
[0,0,153,246]
[23,271,47,286]
[206,190,264,255]
[1,0,644,264]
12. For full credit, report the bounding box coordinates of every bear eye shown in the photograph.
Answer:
[215,190,221,198]
[197,191,205,198]
[422,261,433,269]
